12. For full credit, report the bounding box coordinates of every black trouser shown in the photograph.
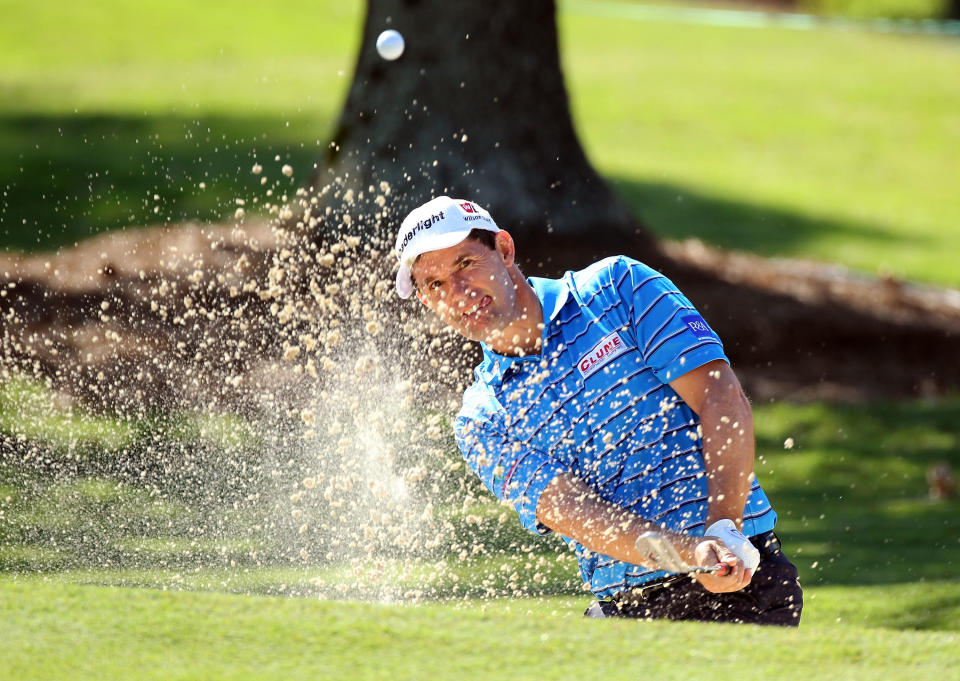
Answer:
[584,532,803,626]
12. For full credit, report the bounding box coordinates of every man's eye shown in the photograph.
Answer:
[429,281,442,291]
[459,259,472,269]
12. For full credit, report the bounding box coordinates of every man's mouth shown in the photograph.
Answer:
[462,295,491,320]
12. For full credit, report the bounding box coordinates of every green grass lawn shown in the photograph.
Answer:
[560,2,960,284]
[1,0,958,285]
[3,382,959,641]
[1,578,958,681]
[2,365,958,677]
[3,374,959,592]
[0,0,360,250]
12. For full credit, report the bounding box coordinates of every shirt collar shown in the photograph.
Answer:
[529,275,569,324]
[477,275,569,382]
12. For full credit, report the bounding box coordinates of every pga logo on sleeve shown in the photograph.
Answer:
[682,314,715,340]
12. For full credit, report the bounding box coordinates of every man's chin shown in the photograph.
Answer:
[447,319,497,345]
[458,325,490,343]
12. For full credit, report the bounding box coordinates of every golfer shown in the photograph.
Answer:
[395,196,803,625]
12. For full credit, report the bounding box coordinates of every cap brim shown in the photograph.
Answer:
[395,265,415,299]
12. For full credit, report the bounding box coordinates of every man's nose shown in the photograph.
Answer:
[449,276,476,307]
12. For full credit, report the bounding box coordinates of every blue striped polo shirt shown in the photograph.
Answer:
[453,256,777,599]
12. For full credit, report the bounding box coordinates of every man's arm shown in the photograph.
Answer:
[536,471,750,593]
[669,359,755,531]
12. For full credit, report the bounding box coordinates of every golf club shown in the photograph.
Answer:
[635,531,731,576]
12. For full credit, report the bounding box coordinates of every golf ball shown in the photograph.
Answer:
[376,29,405,61]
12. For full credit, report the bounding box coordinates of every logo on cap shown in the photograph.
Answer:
[460,202,476,213]
[398,210,446,257]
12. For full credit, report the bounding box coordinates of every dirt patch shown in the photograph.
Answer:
[2,223,958,414]
[0,221,289,413]
[660,239,960,401]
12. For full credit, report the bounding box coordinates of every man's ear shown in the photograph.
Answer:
[415,290,427,305]
[494,230,516,267]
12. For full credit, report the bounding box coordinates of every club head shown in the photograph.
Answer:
[635,531,730,576]
[635,531,691,572]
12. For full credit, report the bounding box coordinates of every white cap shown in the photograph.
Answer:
[394,196,500,298]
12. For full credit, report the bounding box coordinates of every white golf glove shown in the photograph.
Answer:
[705,519,761,570]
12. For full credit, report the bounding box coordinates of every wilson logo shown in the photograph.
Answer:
[460,202,476,213]
[577,331,628,378]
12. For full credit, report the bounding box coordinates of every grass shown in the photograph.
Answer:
[752,400,960,586]
[1,0,958,286]
[809,0,951,19]
[3,379,958,611]
[4,372,959,589]
[0,0,359,249]
[2,354,958,678]
[560,3,960,284]
[3,375,959,583]
[0,373,136,450]
[1,578,958,681]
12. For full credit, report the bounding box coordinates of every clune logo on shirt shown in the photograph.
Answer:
[577,331,628,378]
[682,314,714,340]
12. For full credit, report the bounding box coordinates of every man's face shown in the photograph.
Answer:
[412,236,518,343]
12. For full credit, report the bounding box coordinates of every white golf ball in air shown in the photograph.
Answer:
[376,29,405,61]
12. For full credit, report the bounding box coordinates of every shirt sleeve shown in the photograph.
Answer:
[454,410,569,536]
[613,257,729,383]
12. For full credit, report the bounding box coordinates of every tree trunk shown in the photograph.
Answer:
[305,0,660,270]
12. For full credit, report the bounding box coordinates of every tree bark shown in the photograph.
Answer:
[305,0,660,270]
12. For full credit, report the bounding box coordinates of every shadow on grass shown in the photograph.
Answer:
[878,592,960,631]
[0,113,330,252]
[754,400,960,588]
[2,113,926,262]
[609,176,919,257]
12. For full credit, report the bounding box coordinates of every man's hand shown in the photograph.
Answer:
[692,536,753,593]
